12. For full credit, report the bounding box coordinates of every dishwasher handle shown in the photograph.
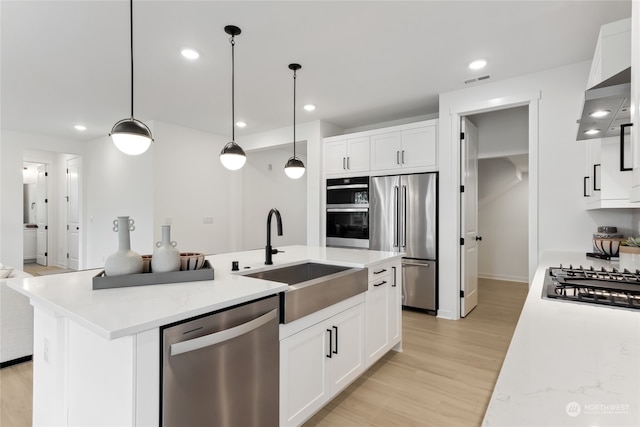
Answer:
[170,308,278,356]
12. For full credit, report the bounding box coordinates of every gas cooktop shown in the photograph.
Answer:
[543,265,640,311]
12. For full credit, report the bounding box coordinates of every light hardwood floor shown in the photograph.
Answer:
[0,278,527,427]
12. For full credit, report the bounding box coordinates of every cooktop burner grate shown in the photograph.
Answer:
[543,265,640,310]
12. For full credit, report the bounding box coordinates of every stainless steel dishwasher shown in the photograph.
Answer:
[161,295,279,427]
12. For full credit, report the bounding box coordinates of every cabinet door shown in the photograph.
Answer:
[370,132,402,171]
[328,304,365,394]
[388,263,401,345]
[365,276,389,366]
[280,321,330,427]
[401,126,437,169]
[325,140,348,175]
[346,136,370,173]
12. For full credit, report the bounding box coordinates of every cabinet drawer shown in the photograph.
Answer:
[368,264,392,285]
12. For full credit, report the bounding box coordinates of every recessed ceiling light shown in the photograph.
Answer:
[236,121,247,128]
[74,125,87,131]
[304,104,316,112]
[589,110,610,118]
[584,129,601,135]
[469,59,487,70]
[181,49,200,60]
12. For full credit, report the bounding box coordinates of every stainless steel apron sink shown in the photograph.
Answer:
[244,262,367,323]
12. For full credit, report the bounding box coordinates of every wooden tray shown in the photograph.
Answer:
[92,260,214,290]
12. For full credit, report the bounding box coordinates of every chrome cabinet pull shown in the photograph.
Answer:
[402,150,405,164]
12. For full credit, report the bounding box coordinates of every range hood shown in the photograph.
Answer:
[576,67,631,141]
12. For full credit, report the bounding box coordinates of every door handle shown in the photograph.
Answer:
[170,309,277,356]
[347,157,350,170]
[326,328,333,358]
[593,164,601,191]
[402,185,407,248]
[475,236,482,241]
[342,157,346,170]
[402,150,405,164]
[394,186,399,247]
[396,151,400,165]
[332,326,338,355]
[620,123,633,171]
[392,266,396,287]
[583,176,589,197]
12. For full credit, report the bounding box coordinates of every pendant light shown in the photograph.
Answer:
[109,0,153,156]
[284,63,305,179]
[219,25,247,171]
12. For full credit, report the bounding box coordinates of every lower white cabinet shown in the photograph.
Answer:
[280,302,365,426]
[365,260,402,367]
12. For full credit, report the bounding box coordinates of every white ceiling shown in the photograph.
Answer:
[0,1,632,143]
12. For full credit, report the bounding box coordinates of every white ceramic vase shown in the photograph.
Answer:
[104,216,144,276]
[152,225,180,273]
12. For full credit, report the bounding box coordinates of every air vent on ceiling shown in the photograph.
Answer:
[465,75,491,84]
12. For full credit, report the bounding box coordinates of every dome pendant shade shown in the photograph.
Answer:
[284,156,305,179]
[220,141,247,170]
[110,118,153,156]
[219,25,246,170]
[110,0,152,156]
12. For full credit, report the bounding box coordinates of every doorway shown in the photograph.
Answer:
[22,162,46,266]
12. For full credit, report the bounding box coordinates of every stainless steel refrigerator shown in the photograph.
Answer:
[370,173,437,314]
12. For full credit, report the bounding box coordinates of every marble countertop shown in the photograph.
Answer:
[7,245,401,341]
[482,251,640,426]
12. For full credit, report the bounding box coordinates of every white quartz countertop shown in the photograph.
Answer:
[482,251,640,427]
[7,245,400,340]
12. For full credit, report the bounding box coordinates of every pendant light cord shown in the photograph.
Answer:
[293,68,297,158]
[230,35,235,141]
[129,0,134,119]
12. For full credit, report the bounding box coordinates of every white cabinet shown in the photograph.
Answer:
[365,260,401,367]
[280,302,365,427]
[324,137,370,176]
[584,136,634,209]
[323,119,438,177]
[370,125,437,172]
[629,6,640,202]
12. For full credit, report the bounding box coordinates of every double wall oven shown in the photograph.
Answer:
[326,176,369,249]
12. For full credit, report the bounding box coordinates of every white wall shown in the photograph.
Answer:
[151,121,240,256]
[473,106,529,159]
[240,120,329,246]
[478,158,529,282]
[241,146,307,251]
[438,61,637,319]
[0,130,84,269]
[83,135,154,268]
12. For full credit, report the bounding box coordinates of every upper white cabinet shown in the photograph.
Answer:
[629,6,640,202]
[370,125,437,172]
[324,137,370,175]
[324,119,438,177]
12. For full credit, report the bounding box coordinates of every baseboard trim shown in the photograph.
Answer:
[478,273,528,284]
[1,355,32,369]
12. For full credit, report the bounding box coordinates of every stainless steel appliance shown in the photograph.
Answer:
[161,295,279,427]
[370,173,437,314]
[326,176,369,249]
[542,265,640,310]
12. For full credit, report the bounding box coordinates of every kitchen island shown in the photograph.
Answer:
[482,251,640,427]
[7,245,402,427]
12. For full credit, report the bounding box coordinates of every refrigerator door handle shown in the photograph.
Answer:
[394,185,399,247]
[402,185,407,248]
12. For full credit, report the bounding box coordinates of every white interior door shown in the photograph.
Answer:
[36,164,48,266]
[460,117,479,317]
[67,157,81,270]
